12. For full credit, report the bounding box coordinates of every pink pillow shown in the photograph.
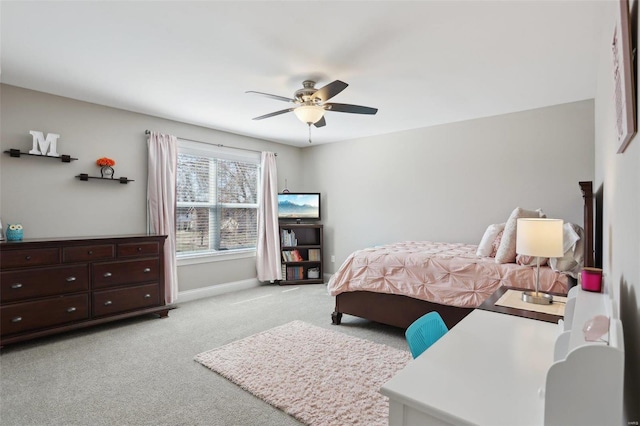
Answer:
[490,230,503,258]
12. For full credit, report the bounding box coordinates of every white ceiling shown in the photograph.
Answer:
[0,1,607,147]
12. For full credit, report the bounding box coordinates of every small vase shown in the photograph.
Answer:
[101,166,114,179]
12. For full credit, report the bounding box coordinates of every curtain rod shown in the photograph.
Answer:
[144,130,276,156]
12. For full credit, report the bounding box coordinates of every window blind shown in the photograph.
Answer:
[176,139,259,257]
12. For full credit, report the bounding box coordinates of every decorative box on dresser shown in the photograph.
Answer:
[0,234,171,347]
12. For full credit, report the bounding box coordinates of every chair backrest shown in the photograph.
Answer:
[405,311,449,359]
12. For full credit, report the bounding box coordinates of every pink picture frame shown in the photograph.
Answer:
[612,0,636,154]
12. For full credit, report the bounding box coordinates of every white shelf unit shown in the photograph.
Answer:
[544,283,624,426]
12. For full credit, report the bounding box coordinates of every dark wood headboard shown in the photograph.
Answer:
[580,181,594,267]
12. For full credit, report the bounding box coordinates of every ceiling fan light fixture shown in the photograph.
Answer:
[293,105,325,124]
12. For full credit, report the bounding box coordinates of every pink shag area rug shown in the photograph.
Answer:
[194,320,412,426]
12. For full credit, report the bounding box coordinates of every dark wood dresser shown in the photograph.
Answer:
[0,234,171,346]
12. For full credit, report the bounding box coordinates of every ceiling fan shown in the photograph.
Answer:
[246,80,378,130]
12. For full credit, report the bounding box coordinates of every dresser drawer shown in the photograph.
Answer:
[93,258,160,289]
[92,283,160,317]
[0,248,60,269]
[118,241,160,258]
[1,265,89,303]
[1,294,89,335]
[63,244,114,263]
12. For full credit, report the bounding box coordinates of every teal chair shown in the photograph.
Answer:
[405,311,449,359]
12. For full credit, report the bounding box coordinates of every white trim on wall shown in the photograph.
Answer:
[176,278,261,303]
[177,249,255,266]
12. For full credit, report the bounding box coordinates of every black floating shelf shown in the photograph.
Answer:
[76,174,134,184]
[4,149,78,162]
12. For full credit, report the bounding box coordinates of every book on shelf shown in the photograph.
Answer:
[286,266,304,280]
[282,249,304,262]
[308,248,321,261]
[291,249,303,261]
[281,229,297,247]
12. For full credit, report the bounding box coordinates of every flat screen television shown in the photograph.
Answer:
[278,192,321,222]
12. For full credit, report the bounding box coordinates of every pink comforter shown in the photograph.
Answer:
[327,241,568,308]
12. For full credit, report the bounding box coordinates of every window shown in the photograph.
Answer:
[176,140,260,258]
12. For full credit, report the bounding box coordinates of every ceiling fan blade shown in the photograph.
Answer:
[252,108,296,120]
[313,116,326,128]
[311,80,348,102]
[246,91,295,103]
[325,103,378,115]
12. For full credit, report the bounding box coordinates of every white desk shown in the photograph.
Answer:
[380,309,557,426]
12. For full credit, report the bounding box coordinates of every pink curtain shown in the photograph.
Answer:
[147,132,178,303]
[257,152,281,282]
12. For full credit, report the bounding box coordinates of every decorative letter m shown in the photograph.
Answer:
[29,131,60,157]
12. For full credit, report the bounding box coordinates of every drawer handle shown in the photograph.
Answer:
[88,250,93,255]
[143,268,151,273]
[66,276,77,282]
[104,300,113,306]
[103,272,112,278]
[137,247,143,252]
[11,316,22,323]
[11,283,23,289]
[144,294,151,299]
[66,307,77,313]
[25,255,32,261]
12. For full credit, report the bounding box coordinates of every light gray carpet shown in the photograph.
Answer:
[0,284,408,425]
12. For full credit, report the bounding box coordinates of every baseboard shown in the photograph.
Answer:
[324,272,333,283]
[176,278,261,303]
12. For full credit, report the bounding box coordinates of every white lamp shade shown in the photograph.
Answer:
[293,105,325,124]
[516,218,564,258]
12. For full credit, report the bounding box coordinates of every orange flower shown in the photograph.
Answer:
[96,157,115,167]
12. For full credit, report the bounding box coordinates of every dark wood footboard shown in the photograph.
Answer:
[333,291,473,329]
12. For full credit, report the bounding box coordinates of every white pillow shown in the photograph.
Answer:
[476,223,506,257]
[549,223,584,279]
[561,222,581,254]
[495,207,546,264]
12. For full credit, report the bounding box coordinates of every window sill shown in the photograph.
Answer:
[177,249,256,266]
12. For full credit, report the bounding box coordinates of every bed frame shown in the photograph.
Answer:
[331,181,596,330]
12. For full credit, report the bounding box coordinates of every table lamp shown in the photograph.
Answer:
[516,218,564,305]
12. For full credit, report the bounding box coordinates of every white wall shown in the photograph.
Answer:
[594,1,640,421]
[0,84,303,293]
[302,100,595,273]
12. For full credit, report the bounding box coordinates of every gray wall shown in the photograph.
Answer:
[302,100,595,272]
[0,85,597,287]
[0,84,303,292]
[594,2,640,421]
[2,84,596,291]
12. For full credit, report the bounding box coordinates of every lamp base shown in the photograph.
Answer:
[521,291,553,305]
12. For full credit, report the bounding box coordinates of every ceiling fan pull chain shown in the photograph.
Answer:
[308,123,312,143]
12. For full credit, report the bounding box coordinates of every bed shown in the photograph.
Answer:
[329,181,596,329]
